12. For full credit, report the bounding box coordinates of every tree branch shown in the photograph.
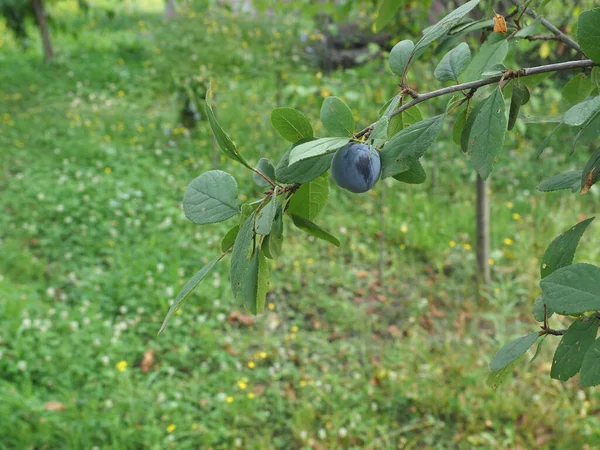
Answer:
[509,0,583,54]
[516,34,563,42]
[354,59,596,139]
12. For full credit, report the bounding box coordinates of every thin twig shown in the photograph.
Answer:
[509,0,583,54]
[516,34,563,42]
[354,59,596,139]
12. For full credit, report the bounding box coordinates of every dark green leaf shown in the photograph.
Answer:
[465,88,507,180]
[255,197,281,235]
[240,249,270,315]
[286,173,329,220]
[374,0,403,31]
[262,202,283,259]
[577,8,600,64]
[159,255,221,334]
[452,104,470,146]
[412,0,481,59]
[253,158,276,187]
[434,43,471,82]
[289,137,350,165]
[508,82,530,131]
[370,116,389,148]
[563,96,600,126]
[393,160,426,184]
[562,74,593,106]
[380,114,445,178]
[270,107,314,143]
[389,40,415,77]
[540,217,595,279]
[532,296,554,322]
[551,318,599,381]
[537,170,583,192]
[230,212,257,299]
[462,35,509,82]
[320,97,354,137]
[490,332,539,371]
[275,141,333,185]
[541,263,600,315]
[221,225,240,252]
[183,170,239,225]
[580,337,600,387]
[289,214,341,247]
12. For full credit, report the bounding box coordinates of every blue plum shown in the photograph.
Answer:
[330,142,381,193]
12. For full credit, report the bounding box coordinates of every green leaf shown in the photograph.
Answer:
[159,255,221,334]
[540,217,595,279]
[580,337,600,387]
[289,137,350,165]
[551,317,599,381]
[489,332,539,371]
[522,72,553,89]
[262,202,283,259]
[535,123,562,158]
[536,170,583,192]
[253,158,276,187]
[389,106,424,139]
[530,335,547,364]
[465,88,507,180]
[562,74,593,106]
[412,0,481,59]
[205,89,250,169]
[374,0,403,31]
[270,107,314,143]
[487,359,518,389]
[389,40,415,77]
[241,249,270,315]
[434,42,471,83]
[452,104,470,146]
[183,170,239,225]
[508,82,530,131]
[514,16,542,37]
[581,149,600,194]
[577,8,600,64]
[320,96,354,137]
[393,160,426,184]
[592,66,600,89]
[462,35,509,82]
[221,225,240,252]
[574,112,600,149]
[230,212,257,299]
[532,296,554,322]
[275,140,333,185]
[370,116,389,148]
[289,214,341,247]
[380,114,445,178]
[255,197,281,236]
[541,263,600,315]
[563,96,600,126]
[287,173,329,220]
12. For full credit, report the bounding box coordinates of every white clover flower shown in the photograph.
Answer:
[338,428,348,438]
[17,360,27,372]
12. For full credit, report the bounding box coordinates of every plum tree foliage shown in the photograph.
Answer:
[160,1,600,388]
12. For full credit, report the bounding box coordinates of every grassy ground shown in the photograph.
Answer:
[1,2,600,449]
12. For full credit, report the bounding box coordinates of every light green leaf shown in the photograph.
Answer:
[551,317,598,381]
[514,16,542,37]
[289,214,341,247]
[255,197,281,236]
[320,96,354,137]
[289,137,350,165]
[536,170,583,193]
[580,337,600,387]
[270,108,314,143]
[540,217,595,279]
[413,0,481,59]
[380,114,445,178]
[563,96,600,126]
[393,160,426,184]
[462,35,509,82]
[159,255,221,334]
[535,123,562,158]
[370,116,389,148]
[489,332,539,371]
[577,8,600,64]
[562,74,593,106]
[389,106,423,139]
[253,158,276,187]
[183,170,239,225]
[374,0,403,31]
[592,66,600,89]
[389,40,415,77]
[487,359,518,389]
[287,173,329,220]
[434,43,471,83]
[508,82,530,131]
[221,225,240,252]
[275,139,333,184]
[230,212,257,299]
[541,263,600,315]
[205,89,250,169]
[465,88,507,180]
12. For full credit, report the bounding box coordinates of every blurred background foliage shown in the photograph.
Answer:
[1,0,599,448]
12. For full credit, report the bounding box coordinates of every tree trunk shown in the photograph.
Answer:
[476,175,491,284]
[31,0,53,62]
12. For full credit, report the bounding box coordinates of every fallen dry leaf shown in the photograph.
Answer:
[228,310,255,326]
[44,401,66,412]
[141,349,154,373]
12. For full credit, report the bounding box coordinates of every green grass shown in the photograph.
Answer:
[1,2,600,449]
